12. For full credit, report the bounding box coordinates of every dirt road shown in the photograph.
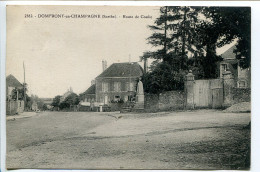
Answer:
[6,110,250,170]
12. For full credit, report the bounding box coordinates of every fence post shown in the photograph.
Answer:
[223,71,235,107]
[185,71,195,109]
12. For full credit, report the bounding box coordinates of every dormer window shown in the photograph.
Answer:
[221,64,228,71]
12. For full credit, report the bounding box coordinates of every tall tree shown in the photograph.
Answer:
[144,7,203,69]
[167,6,204,70]
[195,19,223,79]
[141,6,204,93]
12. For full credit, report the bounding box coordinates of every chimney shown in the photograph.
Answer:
[144,58,148,74]
[91,80,95,86]
[102,60,107,71]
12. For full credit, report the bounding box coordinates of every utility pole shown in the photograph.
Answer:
[129,54,131,91]
[128,54,132,101]
[23,61,26,110]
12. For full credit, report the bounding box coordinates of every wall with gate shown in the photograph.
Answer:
[185,71,250,109]
[143,71,250,111]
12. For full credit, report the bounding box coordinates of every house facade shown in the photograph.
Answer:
[95,62,143,105]
[219,45,251,88]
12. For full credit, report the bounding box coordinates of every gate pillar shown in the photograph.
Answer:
[223,71,235,107]
[185,71,195,109]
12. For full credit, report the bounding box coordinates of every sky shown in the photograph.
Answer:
[6,5,235,98]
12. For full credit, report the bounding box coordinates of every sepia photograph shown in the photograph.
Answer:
[5,5,251,170]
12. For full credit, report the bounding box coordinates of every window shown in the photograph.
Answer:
[126,82,129,91]
[124,95,128,102]
[130,82,135,91]
[125,81,135,91]
[102,82,109,92]
[221,64,228,72]
[113,82,121,92]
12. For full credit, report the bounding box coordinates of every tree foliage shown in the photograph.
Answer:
[57,93,80,110]
[64,93,80,105]
[142,62,184,94]
[51,95,62,107]
[141,6,250,93]
[202,7,251,68]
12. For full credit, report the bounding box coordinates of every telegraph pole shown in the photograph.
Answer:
[23,61,26,110]
[129,54,131,87]
[128,54,132,101]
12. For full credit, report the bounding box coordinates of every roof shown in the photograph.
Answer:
[96,62,143,78]
[83,84,96,95]
[221,45,237,60]
[6,74,23,88]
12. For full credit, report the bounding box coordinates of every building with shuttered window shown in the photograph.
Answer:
[95,62,143,104]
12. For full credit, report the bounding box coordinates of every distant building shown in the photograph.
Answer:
[219,45,251,88]
[6,74,24,115]
[31,101,38,111]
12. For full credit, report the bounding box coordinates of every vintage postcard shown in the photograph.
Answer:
[5,5,251,170]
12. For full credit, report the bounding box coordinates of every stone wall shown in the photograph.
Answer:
[144,91,184,112]
[232,88,251,104]
[144,93,159,112]
[159,91,185,110]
